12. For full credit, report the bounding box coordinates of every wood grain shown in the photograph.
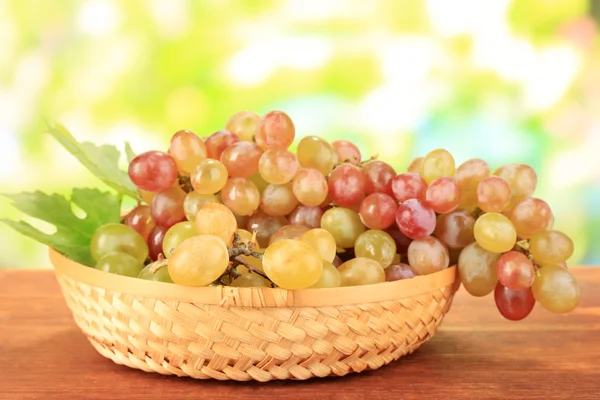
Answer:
[0,268,598,400]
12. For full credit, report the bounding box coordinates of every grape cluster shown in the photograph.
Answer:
[89,110,580,321]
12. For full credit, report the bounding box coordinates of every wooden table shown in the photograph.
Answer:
[1,269,598,400]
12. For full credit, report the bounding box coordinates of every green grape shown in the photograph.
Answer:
[529,230,574,265]
[321,207,366,249]
[183,191,220,221]
[91,223,149,264]
[262,239,323,289]
[299,228,337,263]
[310,261,341,288]
[532,265,580,314]
[407,236,449,275]
[168,235,229,286]
[473,212,517,253]
[231,274,268,287]
[195,203,238,245]
[296,136,338,176]
[338,257,385,287]
[354,229,397,268]
[458,242,500,296]
[95,252,144,277]
[162,221,197,258]
[419,149,456,184]
[138,264,174,283]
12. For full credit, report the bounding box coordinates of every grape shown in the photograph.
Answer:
[458,242,501,296]
[310,261,342,288]
[362,160,395,196]
[138,188,156,205]
[260,183,298,217]
[255,110,295,149]
[420,149,455,184]
[473,212,517,253]
[236,228,254,244]
[168,130,208,175]
[195,203,238,245]
[231,274,268,287]
[288,206,323,229]
[138,264,174,283]
[532,265,580,313]
[434,209,475,249]
[395,198,436,240]
[128,151,179,192]
[331,140,361,165]
[220,141,263,178]
[407,157,423,173]
[497,251,535,290]
[162,221,197,258]
[425,176,461,214]
[297,136,337,176]
[510,198,552,239]
[94,252,144,277]
[355,229,396,268]
[124,205,155,241]
[191,159,229,195]
[91,223,149,263]
[262,239,322,289]
[300,228,337,263]
[476,176,511,213]
[269,224,310,245]
[321,207,366,248]
[258,148,299,184]
[494,284,535,321]
[292,168,328,207]
[328,164,366,207]
[359,193,397,230]
[205,130,240,160]
[147,225,167,261]
[407,237,449,275]
[338,257,385,286]
[220,177,260,216]
[183,191,220,221]
[225,110,261,142]
[456,158,490,211]
[384,227,413,254]
[529,230,574,265]
[493,164,537,209]
[247,211,288,248]
[385,263,415,281]
[391,172,427,202]
[332,255,343,267]
[168,235,229,286]
[151,185,186,228]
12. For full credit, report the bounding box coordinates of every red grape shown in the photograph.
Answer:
[205,130,240,159]
[288,206,323,229]
[362,160,395,196]
[384,227,413,254]
[331,140,361,165]
[494,283,535,321]
[124,205,155,241]
[359,193,397,230]
[220,141,263,178]
[128,151,178,193]
[434,209,475,249]
[151,185,186,228]
[425,176,461,214]
[255,111,295,149]
[391,172,427,202]
[147,225,167,261]
[497,251,535,290]
[246,211,288,248]
[395,198,436,240]
[385,263,415,281]
[328,164,366,207]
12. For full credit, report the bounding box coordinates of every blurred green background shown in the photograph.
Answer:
[1,0,599,269]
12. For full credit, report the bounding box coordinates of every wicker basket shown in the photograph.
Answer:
[49,249,458,381]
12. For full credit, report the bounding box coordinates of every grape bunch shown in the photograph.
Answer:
[89,109,580,321]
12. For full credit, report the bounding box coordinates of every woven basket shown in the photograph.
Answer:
[49,249,458,381]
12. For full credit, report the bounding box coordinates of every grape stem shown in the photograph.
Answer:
[232,256,271,282]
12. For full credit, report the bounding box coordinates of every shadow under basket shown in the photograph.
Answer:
[49,249,458,382]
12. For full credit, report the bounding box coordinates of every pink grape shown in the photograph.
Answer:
[255,110,295,149]
[331,140,361,165]
[477,176,512,213]
[497,251,535,290]
[391,172,427,202]
[168,130,208,175]
[128,151,179,193]
[395,198,436,240]
[385,263,415,281]
[220,141,263,178]
[151,185,187,228]
[205,130,240,160]
[510,197,552,239]
[425,176,461,214]
[494,284,535,321]
[328,164,366,207]
[384,227,413,254]
[434,209,475,249]
[288,206,323,229]
[362,160,396,196]
[359,193,397,230]
[247,211,288,248]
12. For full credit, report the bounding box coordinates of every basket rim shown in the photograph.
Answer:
[49,248,457,307]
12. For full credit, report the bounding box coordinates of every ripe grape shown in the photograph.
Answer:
[138,188,156,205]
[220,141,263,178]
[425,176,461,214]
[407,237,449,275]
[362,160,396,196]
[288,206,323,229]
[338,257,385,287]
[255,110,295,149]
[310,261,341,288]
[205,130,240,159]
[331,140,361,165]
[231,274,268,287]
[124,205,155,241]
[476,176,511,213]
[455,158,490,211]
[407,157,423,173]
[94,252,144,277]
[147,225,167,261]
[91,223,149,264]
[168,235,229,286]
[391,172,427,202]
[385,263,415,281]
[269,224,310,244]
[292,168,328,207]
[321,207,366,248]
[236,229,254,245]
[249,172,270,193]
[359,193,397,230]
[262,239,322,289]
[225,110,261,142]
[497,251,535,290]
[493,164,537,209]
[247,211,288,248]
[529,230,574,265]
[384,227,413,254]
[190,159,229,194]
[258,148,299,184]
[354,229,397,268]
[297,136,337,175]
[260,183,299,216]
[510,198,552,239]
[473,212,517,253]
[458,242,501,296]
[434,209,475,249]
[162,221,197,258]
[220,177,260,216]
[300,228,337,263]
[138,264,174,283]
[151,185,186,228]
[420,149,455,184]
[532,265,580,314]
[183,191,220,221]
[328,163,366,207]
[168,130,208,175]
[395,198,436,240]
[128,151,179,193]
[494,284,535,321]
[195,203,238,245]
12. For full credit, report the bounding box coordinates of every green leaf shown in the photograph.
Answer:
[47,122,137,198]
[1,189,122,266]
[124,142,137,163]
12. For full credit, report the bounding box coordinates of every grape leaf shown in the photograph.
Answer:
[0,189,122,267]
[47,122,137,199]
[124,142,137,163]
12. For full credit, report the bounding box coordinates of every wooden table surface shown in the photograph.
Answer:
[0,268,598,400]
